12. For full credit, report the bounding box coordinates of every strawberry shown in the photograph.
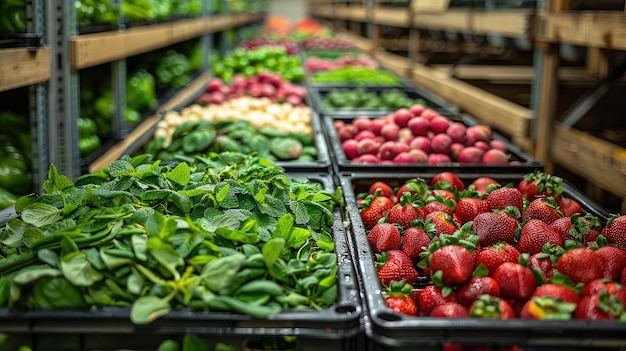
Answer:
[522,196,563,225]
[469,294,515,319]
[422,199,454,217]
[395,177,430,200]
[384,280,419,316]
[425,210,459,236]
[622,266,626,286]
[518,219,563,255]
[386,192,424,229]
[369,180,394,199]
[558,196,582,217]
[580,278,624,299]
[486,186,523,213]
[528,251,558,282]
[517,170,563,201]
[555,247,602,284]
[471,208,520,247]
[474,242,521,276]
[368,223,402,254]
[469,177,500,196]
[430,302,469,318]
[574,290,626,320]
[455,197,490,224]
[455,276,501,307]
[594,239,626,281]
[376,250,419,286]
[417,285,457,316]
[431,171,465,192]
[360,195,393,230]
[549,213,601,245]
[601,214,626,251]
[430,189,458,202]
[532,283,580,304]
[492,261,537,302]
[520,296,576,320]
[421,227,478,287]
[401,223,436,259]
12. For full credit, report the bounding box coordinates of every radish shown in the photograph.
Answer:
[353,117,372,132]
[353,154,381,163]
[370,118,386,136]
[357,138,379,155]
[446,122,467,144]
[393,152,416,164]
[457,146,484,163]
[354,130,376,142]
[474,141,490,152]
[450,142,465,161]
[465,125,492,145]
[408,148,428,163]
[381,123,400,141]
[407,117,429,136]
[409,136,432,154]
[431,133,453,154]
[378,141,400,160]
[428,153,452,164]
[409,104,426,117]
[482,149,510,164]
[398,128,413,143]
[490,139,508,152]
[429,115,451,134]
[393,108,412,128]
[342,139,359,160]
[337,124,357,141]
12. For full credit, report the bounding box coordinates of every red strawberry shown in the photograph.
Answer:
[368,223,401,254]
[469,294,515,319]
[556,247,602,284]
[386,192,424,229]
[549,213,601,245]
[517,170,563,201]
[376,250,419,286]
[395,177,429,200]
[431,171,465,192]
[475,242,521,276]
[369,180,394,199]
[360,195,393,230]
[529,251,558,282]
[520,296,576,319]
[469,177,499,196]
[471,208,520,247]
[401,224,435,259]
[575,290,626,320]
[558,196,582,217]
[486,186,523,213]
[425,211,459,236]
[580,279,624,299]
[417,285,457,316]
[522,196,563,225]
[455,197,490,224]
[422,200,454,217]
[601,214,626,251]
[622,266,626,286]
[430,189,458,202]
[532,283,580,304]
[422,229,478,287]
[594,243,626,281]
[492,261,537,302]
[455,276,501,307]
[518,219,563,255]
[384,280,419,316]
[430,302,470,318]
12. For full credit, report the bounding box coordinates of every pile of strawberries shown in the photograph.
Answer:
[357,171,626,321]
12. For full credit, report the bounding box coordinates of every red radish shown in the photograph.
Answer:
[457,146,484,163]
[409,136,432,154]
[490,139,508,152]
[465,125,492,145]
[342,139,359,160]
[407,117,429,136]
[397,143,409,153]
[285,94,303,106]
[482,149,510,164]
[409,104,426,116]
[353,117,372,131]
[428,153,452,164]
[334,120,346,129]
[421,109,439,120]
[398,128,413,143]
[393,152,416,164]
[450,143,465,161]
[354,130,376,142]
[259,83,276,97]
[473,141,490,153]
[429,115,451,134]
[408,149,428,163]
[378,141,401,160]
[393,108,412,128]
[370,119,386,135]
[353,154,381,163]
[381,124,400,141]
[207,78,223,92]
[337,124,357,141]
[431,133,453,154]
[357,138,379,155]
[446,122,467,144]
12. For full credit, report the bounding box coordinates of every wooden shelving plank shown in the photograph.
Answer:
[373,8,411,27]
[88,70,214,174]
[535,11,626,50]
[470,10,531,38]
[335,30,376,52]
[0,47,50,92]
[335,6,368,21]
[413,10,471,32]
[551,124,626,199]
[430,65,597,83]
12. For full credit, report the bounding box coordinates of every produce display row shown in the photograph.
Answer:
[2,17,626,351]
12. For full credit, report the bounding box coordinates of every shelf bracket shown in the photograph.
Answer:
[559,56,626,128]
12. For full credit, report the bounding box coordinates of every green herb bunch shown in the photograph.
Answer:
[0,152,343,324]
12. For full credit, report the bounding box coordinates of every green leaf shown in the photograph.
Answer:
[127,267,146,296]
[21,227,44,248]
[289,201,310,225]
[165,162,191,186]
[172,232,204,258]
[107,159,134,177]
[197,214,240,232]
[171,192,193,214]
[216,183,229,203]
[21,203,61,227]
[142,190,171,201]
[147,237,184,281]
[288,227,310,248]
[215,227,260,244]
[274,213,293,240]
[60,235,79,256]
[37,249,59,267]
[262,237,285,268]
[182,333,211,351]
[60,252,103,287]
[42,164,74,193]
[157,339,180,351]
[12,265,62,285]
[130,295,172,324]
[132,234,148,261]
[32,276,86,308]
[200,253,245,292]
[100,249,133,270]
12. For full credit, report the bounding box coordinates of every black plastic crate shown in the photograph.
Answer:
[323,113,543,174]
[0,173,363,351]
[339,172,622,351]
[308,86,459,118]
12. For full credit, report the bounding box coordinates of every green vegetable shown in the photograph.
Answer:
[78,117,98,137]
[127,69,158,112]
[322,87,427,111]
[155,50,192,89]
[79,135,101,158]
[0,152,342,324]
[75,0,119,25]
[0,0,26,33]
[270,137,303,160]
[0,187,17,209]
[313,67,402,85]
[0,161,31,195]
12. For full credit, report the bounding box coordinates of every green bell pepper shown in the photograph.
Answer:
[79,134,101,158]
[78,117,98,137]
[127,69,158,112]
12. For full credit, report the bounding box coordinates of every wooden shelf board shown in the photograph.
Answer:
[535,11,626,50]
[551,124,626,199]
[470,10,531,38]
[88,70,214,173]
[335,6,368,21]
[0,47,50,92]
[373,8,411,27]
[429,65,600,83]
[335,30,376,52]
[413,10,471,32]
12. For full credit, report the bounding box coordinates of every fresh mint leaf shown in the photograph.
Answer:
[107,159,134,177]
[42,164,74,193]
[60,252,103,287]
[274,213,294,241]
[12,265,61,285]
[262,237,285,268]
[131,295,171,325]
[289,201,310,225]
[200,253,244,292]
[21,203,61,227]
[165,162,190,186]
[147,237,184,281]
[288,227,310,249]
[257,194,286,217]
[171,192,192,214]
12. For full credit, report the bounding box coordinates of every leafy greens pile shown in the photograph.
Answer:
[0,152,343,324]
